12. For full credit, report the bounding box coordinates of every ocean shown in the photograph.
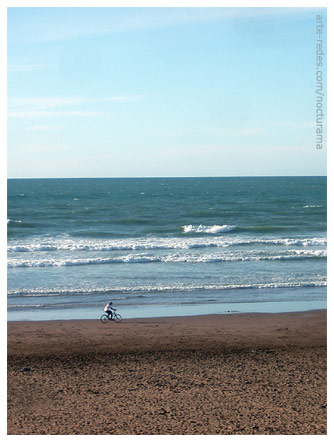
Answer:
[7,177,327,321]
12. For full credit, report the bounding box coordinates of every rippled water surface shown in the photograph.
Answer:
[7,177,327,320]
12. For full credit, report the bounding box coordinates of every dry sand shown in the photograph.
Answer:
[7,310,327,435]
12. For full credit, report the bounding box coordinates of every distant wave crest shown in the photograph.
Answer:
[183,224,236,234]
[7,219,22,225]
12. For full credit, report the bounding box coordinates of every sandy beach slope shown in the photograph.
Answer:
[8,310,326,435]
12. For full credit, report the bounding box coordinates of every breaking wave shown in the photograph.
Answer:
[7,236,327,253]
[183,224,236,234]
[7,249,327,268]
[7,279,327,299]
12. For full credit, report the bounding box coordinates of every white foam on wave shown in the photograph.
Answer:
[303,205,323,208]
[286,249,325,257]
[7,248,327,268]
[259,238,327,247]
[183,224,236,234]
[7,279,327,299]
[7,235,327,254]
[7,219,22,224]
[7,238,233,253]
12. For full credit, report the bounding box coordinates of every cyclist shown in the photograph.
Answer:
[104,301,116,320]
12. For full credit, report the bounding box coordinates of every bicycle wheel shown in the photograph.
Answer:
[114,313,122,323]
[100,314,109,323]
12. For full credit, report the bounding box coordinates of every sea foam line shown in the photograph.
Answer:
[7,236,327,253]
[7,250,327,268]
[7,280,327,299]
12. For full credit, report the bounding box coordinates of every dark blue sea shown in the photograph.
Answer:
[7,177,327,321]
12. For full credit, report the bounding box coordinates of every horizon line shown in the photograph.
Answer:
[7,175,327,180]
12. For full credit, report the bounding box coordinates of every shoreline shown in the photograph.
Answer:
[7,295,327,323]
[7,306,327,323]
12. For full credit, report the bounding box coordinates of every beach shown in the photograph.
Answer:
[7,310,327,435]
[7,5,328,436]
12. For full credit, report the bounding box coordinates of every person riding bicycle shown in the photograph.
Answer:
[104,301,116,320]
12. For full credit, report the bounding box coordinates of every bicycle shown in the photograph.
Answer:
[100,309,122,324]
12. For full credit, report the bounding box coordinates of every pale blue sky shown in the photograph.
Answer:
[7,7,327,178]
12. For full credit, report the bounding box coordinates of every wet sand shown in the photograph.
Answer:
[7,310,327,435]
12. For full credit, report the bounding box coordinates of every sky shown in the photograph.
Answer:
[7,6,327,178]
